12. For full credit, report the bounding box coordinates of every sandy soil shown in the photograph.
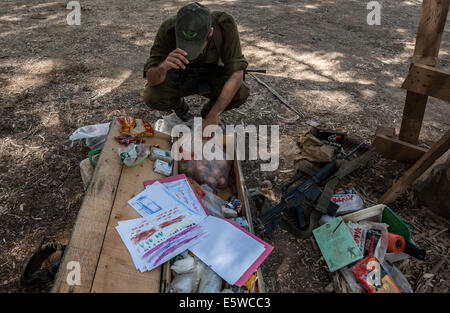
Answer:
[0,0,449,293]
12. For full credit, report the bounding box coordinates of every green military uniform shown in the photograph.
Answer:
[142,11,249,117]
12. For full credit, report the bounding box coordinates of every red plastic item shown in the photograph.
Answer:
[387,232,406,254]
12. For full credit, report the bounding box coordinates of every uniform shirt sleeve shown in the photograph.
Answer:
[217,12,248,75]
[144,17,176,73]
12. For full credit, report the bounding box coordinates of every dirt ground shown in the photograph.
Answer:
[1,0,449,293]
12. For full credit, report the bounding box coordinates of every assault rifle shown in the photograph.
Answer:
[171,64,266,95]
[254,143,366,240]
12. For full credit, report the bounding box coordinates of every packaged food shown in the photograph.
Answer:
[230,217,249,231]
[226,196,242,214]
[153,159,173,176]
[131,119,154,137]
[118,143,150,167]
[331,188,364,215]
[150,147,173,163]
[117,116,136,134]
[350,255,401,293]
[117,116,154,137]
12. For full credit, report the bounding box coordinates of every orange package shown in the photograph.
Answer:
[117,116,154,137]
[117,116,136,134]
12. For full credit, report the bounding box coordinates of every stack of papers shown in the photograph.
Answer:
[116,182,208,272]
[116,174,273,287]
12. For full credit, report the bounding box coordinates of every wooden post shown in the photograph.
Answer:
[398,0,449,144]
[413,0,450,66]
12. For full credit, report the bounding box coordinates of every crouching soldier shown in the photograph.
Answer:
[141,2,249,129]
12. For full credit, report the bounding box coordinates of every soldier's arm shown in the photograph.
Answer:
[207,70,243,117]
[147,48,189,86]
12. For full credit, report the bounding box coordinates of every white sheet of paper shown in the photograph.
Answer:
[117,182,208,272]
[147,178,207,218]
[129,178,207,220]
[190,216,266,285]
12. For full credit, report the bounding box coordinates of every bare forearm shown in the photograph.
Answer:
[209,70,244,117]
[147,63,169,86]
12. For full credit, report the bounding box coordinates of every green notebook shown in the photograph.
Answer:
[313,216,363,272]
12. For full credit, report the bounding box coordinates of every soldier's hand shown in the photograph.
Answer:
[163,48,189,70]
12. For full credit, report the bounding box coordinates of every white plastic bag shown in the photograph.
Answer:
[346,221,389,264]
[69,122,110,150]
[192,256,207,293]
[198,266,223,293]
[170,272,195,293]
[170,255,195,275]
[200,184,226,218]
[382,261,413,293]
[331,188,364,215]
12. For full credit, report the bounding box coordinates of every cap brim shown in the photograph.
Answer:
[176,37,205,61]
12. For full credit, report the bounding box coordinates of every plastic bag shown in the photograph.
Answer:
[331,188,364,215]
[170,272,195,293]
[198,266,223,293]
[230,217,249,231]
[118,143,150,167]
[192,256,207,293]
[185,158,232,189]
[346,221,388,264]
[170,255,195,275]
[339,267,364,293]
[200,184,226,218]
[69,122,110,150]
[382,260,413,293]
[350,255,402,293]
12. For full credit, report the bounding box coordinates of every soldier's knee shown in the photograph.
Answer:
[141,85,174,111]
[141,85,157,108]
[229,82,250,109]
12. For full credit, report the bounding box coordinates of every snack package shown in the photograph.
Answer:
[150,147,173,163]
[153,159,173,176]
[117,116,154,137]
[131,119,154,137]
[118,143,150,167]
[350,255,402,293]
[117,116,136,134]
[346,221,388,263]
[331,188,364,215]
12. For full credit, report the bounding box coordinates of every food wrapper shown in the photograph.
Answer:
[153,159,173,176]
[117,116,154,137]
[350,255,401,293]
[118,143,150,167]
[131,119,154,137]
[117,116,136,134]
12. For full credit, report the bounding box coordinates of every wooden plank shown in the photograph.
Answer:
[51,120,124,293]
[379,130,450,204]
[91,132,172,293]
[402,63,450,102]
[413,0,449,66]
[372,132,428,163]
[398,91,428,144]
